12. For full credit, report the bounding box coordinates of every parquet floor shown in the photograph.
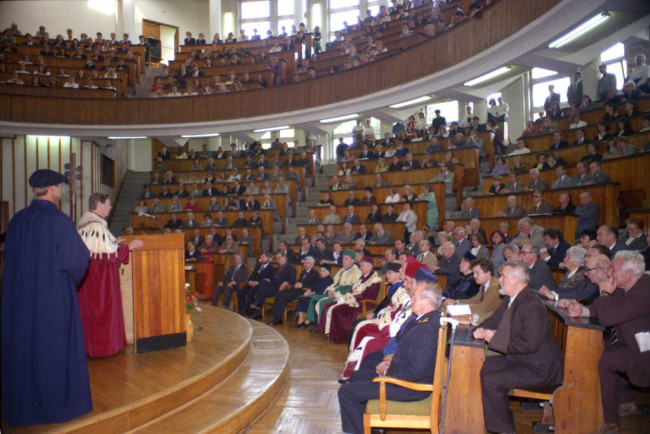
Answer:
[244,320,650,434]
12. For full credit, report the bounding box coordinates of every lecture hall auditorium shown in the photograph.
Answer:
[1,0,650,433]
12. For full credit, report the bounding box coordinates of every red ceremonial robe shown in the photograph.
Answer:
[77,245,129,357]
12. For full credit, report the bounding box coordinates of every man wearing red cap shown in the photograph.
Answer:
[2,169,92,426]
[319,256,382,343]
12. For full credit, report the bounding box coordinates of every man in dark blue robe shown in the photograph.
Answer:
[1,169,92,427]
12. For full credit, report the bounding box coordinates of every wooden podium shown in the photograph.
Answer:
[123,233,187,354]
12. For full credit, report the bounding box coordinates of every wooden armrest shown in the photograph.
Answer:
[372,376,434,392]
[372,376,433,420]
[358,299,378,314]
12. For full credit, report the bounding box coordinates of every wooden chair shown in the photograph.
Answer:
[357,276,387,320]
[362,319,449,433]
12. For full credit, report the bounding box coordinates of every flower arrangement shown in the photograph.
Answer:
[185,283,202,313]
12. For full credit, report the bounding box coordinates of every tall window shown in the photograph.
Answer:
[426,100,459,125]
[600,42,627,90]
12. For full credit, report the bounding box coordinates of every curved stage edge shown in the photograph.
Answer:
[2,307,289,434]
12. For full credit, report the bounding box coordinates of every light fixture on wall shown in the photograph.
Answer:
[389,96,431,109]
[464,66,512,87]
[181,133,220,138]
[548,12,610,49]
[253,126,290,133]
[320,114,359,123]
[107,136,148,140]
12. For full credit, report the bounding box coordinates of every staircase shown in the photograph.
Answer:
[134,67,162,98]
[109,171,151,234]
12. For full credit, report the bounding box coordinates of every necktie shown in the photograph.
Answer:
[480,284,486,302]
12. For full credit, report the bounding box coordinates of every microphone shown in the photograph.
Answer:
[138,211,159,219]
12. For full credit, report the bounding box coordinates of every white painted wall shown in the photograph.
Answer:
[130,139,152,172]
[134,0,209,38]
[1,136,129,221]
[159,24,176,65]
[0,0,117,38]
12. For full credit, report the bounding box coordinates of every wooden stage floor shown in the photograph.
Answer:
[2,308,254,433]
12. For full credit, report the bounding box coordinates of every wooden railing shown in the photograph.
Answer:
[0,0,560,125]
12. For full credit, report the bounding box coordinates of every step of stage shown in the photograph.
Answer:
[132,319,289,434]
[5,308,254,434]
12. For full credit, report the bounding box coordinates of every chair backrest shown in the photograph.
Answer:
[429,320,449,431]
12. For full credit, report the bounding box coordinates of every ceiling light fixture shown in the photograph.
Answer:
[320,114,359,123]
[464,66,512,87]
[181,133,220,138]
[107,136,148,139]
[548,12,610,49]
[389,96,431,109]
[253,126,290,132]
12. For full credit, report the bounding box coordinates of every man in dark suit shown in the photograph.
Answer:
[544,84,561,113]
[520,243,557,291]
[433,241,462,288]
[358,145,374,160]
[238,252,275,314]
[278,240,297,264]
[401,153,420,171]
[566,72,583,106]
[211,252,250,309]
[312,238,333,264]
[190,229,204,249]
[459,197,480,220]
[355,224,373,242]
[431,109,446,134]
[203,182,218,197]
[597,224,627,257]
[563,251,650,432]
[343,206,361,225]
[268,256,320,325]
[338,284,442,434]
[542,228,570,268]
[474,260,563,434]
[548,132,568,150]
[350,159,366,175]
[452,227,472,259]
[250,251,297,318]
[229,180,246,196]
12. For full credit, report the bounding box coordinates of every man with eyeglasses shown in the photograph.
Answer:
[561,250,650,433]
[520,242,556,291]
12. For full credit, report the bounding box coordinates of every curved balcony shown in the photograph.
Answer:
[0,0,601,137]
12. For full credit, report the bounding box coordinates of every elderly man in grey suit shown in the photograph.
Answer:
[588,161,610,185]
[429,163,455,195]
[527,169,548,191]
[369,222,393,245]
[575,191,600,240]
[551,165,574,190]
[512,217,545,250]
[460,197,480,219]
[498,195,526,218]
[323,205,341,224]
[453,226,472,259]
[338,223,357,244]
[574,162,594,186]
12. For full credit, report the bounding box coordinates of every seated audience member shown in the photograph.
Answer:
[473,261,562,434]
[323,205,341,225]
[597,224,628,257]
[382,204,398,223]
[551,165,574,189]
[541,228,570,267]
[490,230,508,275]
[452,226,472,259]
[553,192,576,215]
[318,256,381,343]
[527,168,548,191]
[218,234,239,253]
[428,163,454,195]
[416,240,438,268]
[365,204,382,224]
[489,175,505,195]
[574,192,600,240]
[306,251,362,331]
[503,172,525,194]
[460,197,480,219]
[338,283,443,434]
[267,256,320,326]
[318,192,335,207]
[442,254,480,300]
[211,253,250,308]
[469,233,489,259]
[295,265,335,327]
[511,217,545,249]
[344,190,361,206]
[432,241,462,289]
[562,250,650,433]
[150,198,165,212]
[520,242,557,291]
[621,218,647,251]
[490,157,509,177]
[368,222,392,245]
[528,190,552,215]
[497,195,526,218]
[185,240,202,261]
[237,252,274,314]
[199,234,219,254]
[163,213,183,229]
[507,138,530,156]
[587,161,610,185]
[571,162,591,187]
[445,258,503,325]
[343,206,361,225]
[249,251,297,319]
[539,246,598,303]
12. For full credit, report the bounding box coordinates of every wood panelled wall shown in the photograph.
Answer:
[0,136,129,221]
[0,0,560,126]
